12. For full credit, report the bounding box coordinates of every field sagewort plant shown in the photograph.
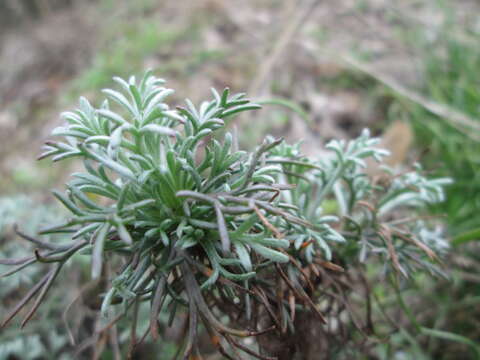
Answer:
[1,72,451,359]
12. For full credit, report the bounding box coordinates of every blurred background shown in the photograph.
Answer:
[0,0,479,359]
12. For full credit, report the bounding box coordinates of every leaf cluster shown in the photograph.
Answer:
[1,72,451,359]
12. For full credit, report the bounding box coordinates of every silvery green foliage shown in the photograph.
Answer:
[37,72,315,283]
[378,163,452,215]
[268,130,451,275]
[1,72,451,358]
[0,335,44,360]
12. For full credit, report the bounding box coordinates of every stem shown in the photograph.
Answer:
[307,163,345,219]
[390,275,422,334]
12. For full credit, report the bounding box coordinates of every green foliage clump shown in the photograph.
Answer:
[1,72,451,359]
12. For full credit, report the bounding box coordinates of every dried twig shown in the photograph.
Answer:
[248,0,322,96]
